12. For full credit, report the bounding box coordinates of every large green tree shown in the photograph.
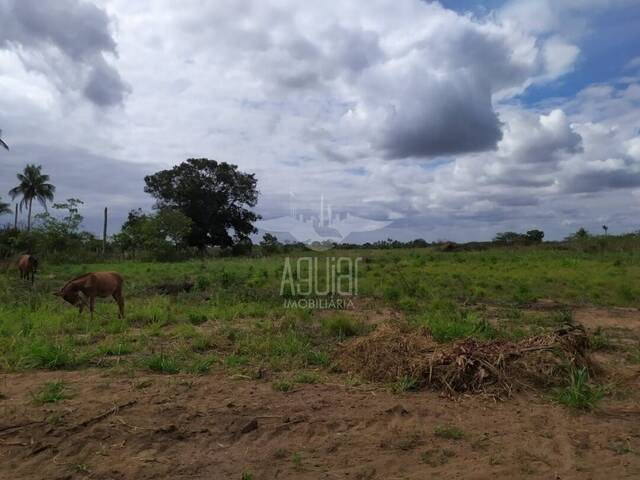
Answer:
[9,164,55,232]
[144,158,259,248]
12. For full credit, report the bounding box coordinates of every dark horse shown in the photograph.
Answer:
[55,271,125,320]
[17,254,38,285]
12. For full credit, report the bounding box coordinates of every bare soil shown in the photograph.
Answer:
[1,307,639,480]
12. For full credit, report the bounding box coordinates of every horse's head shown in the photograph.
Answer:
[29,256,38,273]
[54,287,82,307]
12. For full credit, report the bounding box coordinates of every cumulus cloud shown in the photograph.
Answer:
[0,0,128,107]
[1,0,638,241]
[173,0,575,159]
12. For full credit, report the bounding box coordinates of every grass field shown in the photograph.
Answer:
[2,245,640,478]
[1,246,639,376]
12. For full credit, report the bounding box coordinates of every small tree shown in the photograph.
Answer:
[566,227,589,241]
[154,208,193,249]
[33,198,85,253]
[114,208,192,259]
[260,233,282,255]
[525,229,544,243]
[602,225,608,236]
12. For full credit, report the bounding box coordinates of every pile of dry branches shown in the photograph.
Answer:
[338,323,591,396]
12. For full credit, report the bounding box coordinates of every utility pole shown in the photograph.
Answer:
[103,207,108,255]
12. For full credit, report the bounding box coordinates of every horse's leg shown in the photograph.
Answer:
[89,295,95,322]
[113,288,125,319]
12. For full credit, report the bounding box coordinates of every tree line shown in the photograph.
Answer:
[0,158,260,261]
[1,158,636,262]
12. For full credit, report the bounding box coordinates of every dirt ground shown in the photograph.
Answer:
[1,307,639,480]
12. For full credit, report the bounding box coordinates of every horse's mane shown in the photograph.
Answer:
[61,272,93,291]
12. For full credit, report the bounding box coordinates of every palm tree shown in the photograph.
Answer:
[602,225,608,236]
[0,197,11,216]
[9,164,55,232]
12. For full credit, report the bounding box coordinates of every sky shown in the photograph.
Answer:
[1,0,639,242]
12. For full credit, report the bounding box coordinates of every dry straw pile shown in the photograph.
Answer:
[339,323,591,396]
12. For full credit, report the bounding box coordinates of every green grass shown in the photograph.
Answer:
[273,379,294,392]
[590,327,612,351]
[143,353,180,374]
[420,304,497,342]
[32,380,69,405]
[1,245,639,379]
[554,368,605,410]
[322,314,363,338]
[434,425,465,440]
[392,375,420,393]
[292,371,320,384]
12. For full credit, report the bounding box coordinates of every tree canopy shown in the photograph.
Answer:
[9,164,55,232]
[144,158,259,248]
[494,229,545,244]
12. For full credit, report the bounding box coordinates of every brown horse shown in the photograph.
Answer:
[18,254,38,284]
[55,272,124,320]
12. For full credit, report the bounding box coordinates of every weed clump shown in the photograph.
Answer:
[554,368,604,410]
[322,315,363,338]
[32,381,70,405]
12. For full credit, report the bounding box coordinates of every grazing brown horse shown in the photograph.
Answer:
[17,254,38,284]
[55,272,124,320]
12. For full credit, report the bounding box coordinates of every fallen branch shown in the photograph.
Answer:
[67,400,137,433]
[0,420,44,436]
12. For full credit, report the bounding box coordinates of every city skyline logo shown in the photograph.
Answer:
[255,193,393,251]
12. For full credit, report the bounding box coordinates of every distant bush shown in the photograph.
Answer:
[493,229,544,245]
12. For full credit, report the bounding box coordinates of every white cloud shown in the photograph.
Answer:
[0,0,638,241]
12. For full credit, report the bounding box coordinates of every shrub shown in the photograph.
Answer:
[434,425,465,440]
[32,381,69,405]
[554,368,604,410]
[144,353,180,374]
[322,315,362,338]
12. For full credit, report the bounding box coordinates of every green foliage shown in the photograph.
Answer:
[1,245,639,379]
[526,229,544,243]
[144,353,180,374]
[322,314,362,338]
[590,327,612,351]
[554,368,604,410]
[273,379,294,392]
[143,158,259,249]
[9,164,56,232]
[21,339,81,370]
[113,207,192,260]
[494,229,544,244]
[421,305,496,343]
[260,233,282,255]
[392,375,420,393]
[292,371,320,384]
[32,380,69,405]
[565,227,590,241]
[304,349,329,366]
[434,425,465,440]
